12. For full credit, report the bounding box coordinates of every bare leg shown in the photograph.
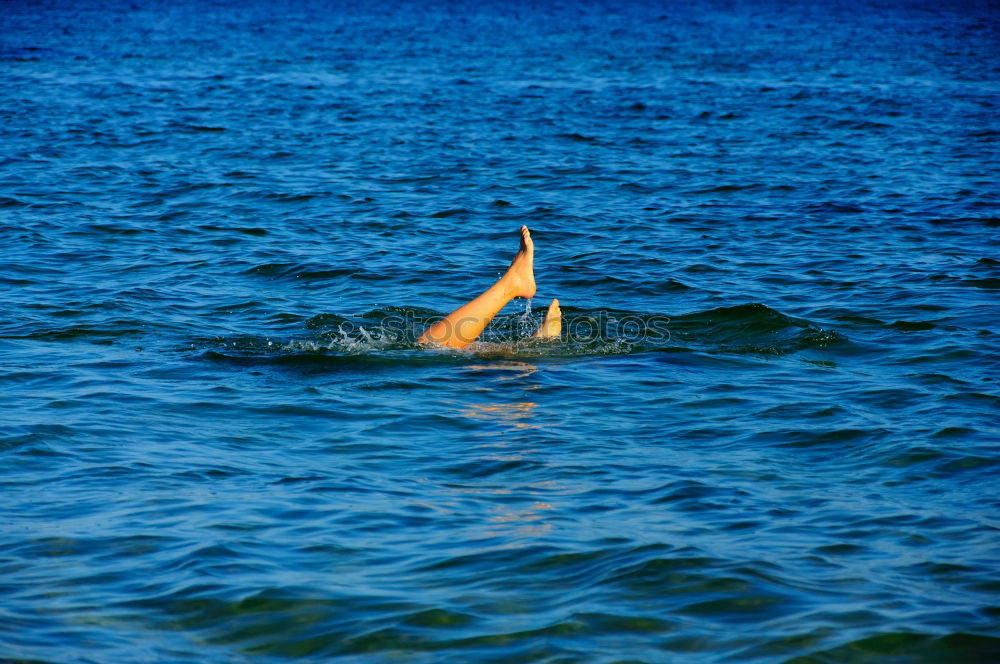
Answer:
[534,298,561,338]
[418,226,536,349]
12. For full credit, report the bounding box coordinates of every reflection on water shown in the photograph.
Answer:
[453,360,555,537]
[459,361,542,430]
[462,361,539,381]
[460,401,539,430]
[439,483,557,541]
[487,499,555,539]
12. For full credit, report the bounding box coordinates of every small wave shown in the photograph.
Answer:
[187,302,841,366]
[889,320,937,331]
[835,119,893,131]
[0,196,28,208]
[3,324,146,343]
[242,263,357,281]
[668,304,846,356]
[618,181,658,194]
[430,208,472,218]
[555,132,599,143]
[167,121,227,132]
[961,277,1000,289]
[800,632,999,663]
[801,201,865,214]
[197,225,268,236]
[929,216,999,227]
[691,183,762,194]
[262,191,324,203]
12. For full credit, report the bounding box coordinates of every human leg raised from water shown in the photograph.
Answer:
[417,225,536,349]
[534,298,561,338]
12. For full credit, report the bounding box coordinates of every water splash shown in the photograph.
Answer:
[190,303,845,360]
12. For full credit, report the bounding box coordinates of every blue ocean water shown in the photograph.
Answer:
[2,0,999,662]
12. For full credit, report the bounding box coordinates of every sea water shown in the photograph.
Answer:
[1,1,998,662]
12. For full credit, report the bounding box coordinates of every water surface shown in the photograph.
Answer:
[2,1,999,662]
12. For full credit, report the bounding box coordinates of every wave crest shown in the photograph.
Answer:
[191,302,844,361]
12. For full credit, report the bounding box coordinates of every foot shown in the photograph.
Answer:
[502,225,536,299]
[534,298,561,338]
